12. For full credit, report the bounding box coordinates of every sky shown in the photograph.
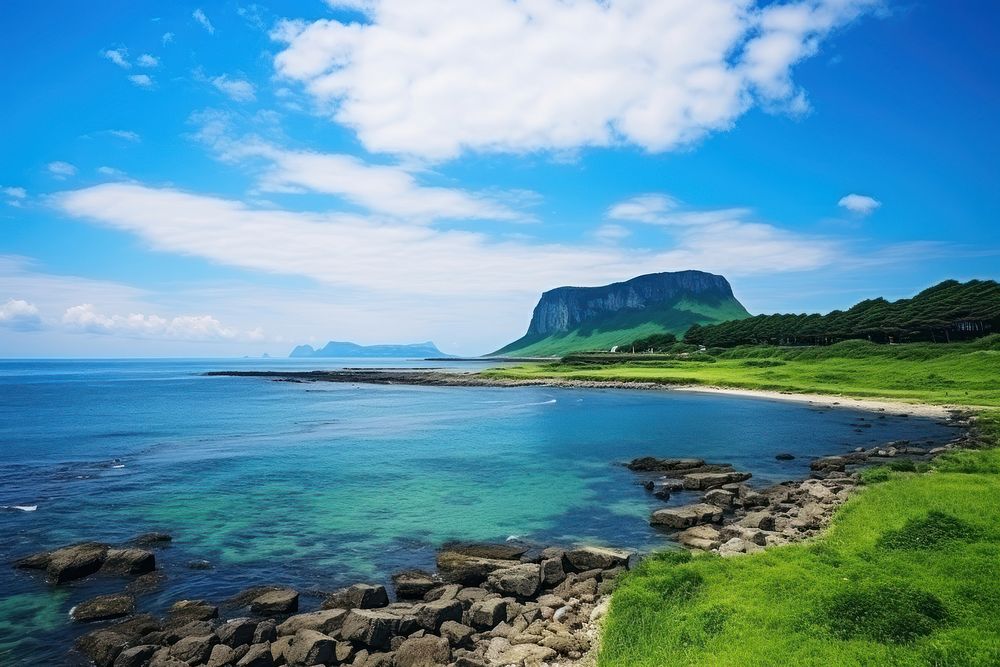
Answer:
[0,0,997,357]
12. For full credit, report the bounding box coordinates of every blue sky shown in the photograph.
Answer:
[0,0,997,357]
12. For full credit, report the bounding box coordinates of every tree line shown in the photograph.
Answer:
[683,279,1000,347]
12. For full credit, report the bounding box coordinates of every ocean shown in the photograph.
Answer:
[0,358,956,664]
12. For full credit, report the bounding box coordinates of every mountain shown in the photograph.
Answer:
[493,270,751,357]
[289,341,450,358]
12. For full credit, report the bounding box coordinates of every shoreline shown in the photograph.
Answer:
[205,369,963,419]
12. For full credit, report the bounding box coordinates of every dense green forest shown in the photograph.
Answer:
[682,279,999,348]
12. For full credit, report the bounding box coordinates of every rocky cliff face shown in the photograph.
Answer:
[525,271,739,336]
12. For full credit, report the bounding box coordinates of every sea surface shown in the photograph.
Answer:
[0,358,958,664]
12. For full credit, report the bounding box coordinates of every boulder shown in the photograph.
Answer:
[250,589,298,615]
[626,457,705,472]
[392,570,439,599]
[440,542,528,560]
[564,546,631,572]
[485,563,540,598]
[254,619,277,644]
[775,453,795,461]
[492,643,556,665]
[810,456,847,472]
[76,629,130,667]
[704,489,734,508]
[435,551,513,586]
[113,645,159,667]
[468,598,512,629]
[131,532,172,546]
[217,618,258,647]
[681,471,752,490]
[102,548,156,576]
[322,583,388,610]
[340,609,402,649]
[738,511,776,531]
[72,593,135,623]
[439,620,475,648]
[169,633,219,665]
[423,584,462,602]
[168,599,218,623]
[413,599,463,631]
[539,557,565,586]
[17,541,110,583]
[205,644,236,667]
[650,503,723,529]
[276,608,347,637]
[236,642,274,667]
[284,629,335,666]
[677,525,722,550]
[394,635,451,667]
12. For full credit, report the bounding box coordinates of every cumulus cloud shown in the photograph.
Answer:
[2,186,27,207]
[47,161,77,178]
[838,193,881,216]
[137,54,159,68]
[272,0,878,159]
[193,8,215,34]
[210,74,256,102]
[102,47,130,69]
[62,303,261,341]
[128,74,154,88]
[55,183,844,300]
[0,299,42,331]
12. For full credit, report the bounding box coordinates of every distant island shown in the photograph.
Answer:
[289,341,451,358]
[494,269,751,357]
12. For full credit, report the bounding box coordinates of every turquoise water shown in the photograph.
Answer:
[0,359,956,664]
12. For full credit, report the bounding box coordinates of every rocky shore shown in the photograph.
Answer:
[14,537,629,667]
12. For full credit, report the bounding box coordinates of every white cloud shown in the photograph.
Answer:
[128,74,154,88]
[0,299,42,331]
[162,32,175,45]
[273,0,877,159]
[55,183,844,302]
[47,161,77,178]
[608,193,752,227]
[594,224,631,243]
[838,193,881,216]
[137,54,159,68]
[2,186,27,199]
[102,47,130,69]
[211,74,256,102]
[108,129,141,142]
[62,303,259,341]
[193,8,215,34]
[97,166,127,178]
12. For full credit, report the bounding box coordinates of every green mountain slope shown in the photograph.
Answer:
[494,271,751,357]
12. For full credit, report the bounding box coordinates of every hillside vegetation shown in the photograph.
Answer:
[685,279,999,347]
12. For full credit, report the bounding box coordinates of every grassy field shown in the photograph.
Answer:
[598,415,1000,666]
[487,337,1000,407]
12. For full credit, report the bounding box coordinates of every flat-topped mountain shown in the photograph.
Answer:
[494,270,750,356]
[290,341,450,358]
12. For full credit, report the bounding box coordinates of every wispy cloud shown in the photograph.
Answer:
[47,161,77,178]
[210,74,256,102]
[273,0,879,159]
[137,54,159,68]
[193,8,215,34]
[107,130,141,142]
[2,186,27,206]
[838,193,881,216]
[162,32,174,45]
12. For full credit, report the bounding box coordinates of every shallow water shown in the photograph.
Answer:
[0,358,956,664]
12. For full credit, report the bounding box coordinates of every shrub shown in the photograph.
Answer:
[859,466,892,484]
[888,459,917,472]
[822,581,949,644]
[877,511,980,550]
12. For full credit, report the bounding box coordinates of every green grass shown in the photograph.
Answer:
[493,297,750,357]
[488,337,1000,406]
[598,413,1000,666]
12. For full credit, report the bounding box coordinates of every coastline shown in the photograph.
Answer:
[204,369,961,418]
